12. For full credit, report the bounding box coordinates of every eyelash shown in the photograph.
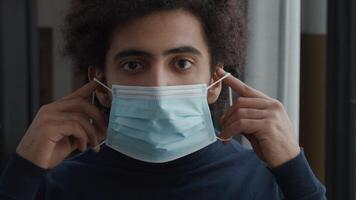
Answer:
[120,61,145,73]
[172,58,194,72]
[119,58,195,73]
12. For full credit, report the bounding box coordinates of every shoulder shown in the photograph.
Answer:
[44,149,105,188]
[211,140,283,198]
[222,140,262,165]
[224,140,279,182]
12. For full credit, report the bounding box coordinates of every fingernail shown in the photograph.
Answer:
[92,145,100,153]
[96,73,104,81]
[217,68,226,76]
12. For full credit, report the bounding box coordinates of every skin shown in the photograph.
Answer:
[16,10,299,170]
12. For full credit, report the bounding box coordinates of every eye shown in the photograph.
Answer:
[121,61,144,72]
[174,59,193,71]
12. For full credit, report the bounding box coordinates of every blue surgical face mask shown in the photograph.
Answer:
[94,73,231,163]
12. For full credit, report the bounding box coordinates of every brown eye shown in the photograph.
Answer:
[175,59,193,71]
[121,61,144,72]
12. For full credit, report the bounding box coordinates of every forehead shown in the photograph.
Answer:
[108,10,209,55]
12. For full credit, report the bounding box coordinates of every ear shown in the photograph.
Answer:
[88,66,111,108]
[207,66,224,104]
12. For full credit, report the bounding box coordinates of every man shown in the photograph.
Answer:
[0,0,326,199]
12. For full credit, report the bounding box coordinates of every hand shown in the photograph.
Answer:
[218,68,300,168]
[16,80,108,169]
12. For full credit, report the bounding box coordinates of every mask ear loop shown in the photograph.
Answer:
[93,78,113,93]
[90,78,112,150]
[93,76,233,144]
[207,72,231,90]
[208,72,234,142]
[228,87,233,107]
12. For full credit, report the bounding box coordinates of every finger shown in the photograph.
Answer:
[220,97,270,125]
[59,112,103,149]
[61,121,94,151]
[68,136,80,152]
[46,120,89,152]
[217,68,270,99]
[53,98,107,133]
[219,119,264,140]
[66,112,105,141]
[62,80,99,100]
[68,113,105,152]
[244,134,263,156]
[223,108,267,128]
[39,111,105,141]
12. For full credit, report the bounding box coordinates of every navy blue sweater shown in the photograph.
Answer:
[0,140,325,199]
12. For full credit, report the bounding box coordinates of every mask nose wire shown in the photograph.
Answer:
[93,78,113,93]
[94,74,231,92]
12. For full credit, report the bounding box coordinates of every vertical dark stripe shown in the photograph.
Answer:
[0,0,4,170]
[25,0,39,121]
[350,0,356,196]
[277,0,286,102]
[326,0,355,199]
[25,0,32,124]
[0,0,38,170]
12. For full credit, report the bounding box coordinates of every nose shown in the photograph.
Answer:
[145,64,169,87]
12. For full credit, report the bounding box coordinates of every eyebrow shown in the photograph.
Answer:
[113,46,202,61]
[163,46,202,56]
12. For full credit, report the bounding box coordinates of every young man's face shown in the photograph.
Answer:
[91,10,222,107]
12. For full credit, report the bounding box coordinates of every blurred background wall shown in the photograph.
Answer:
[37,0,71,100]
[300,0,327,184]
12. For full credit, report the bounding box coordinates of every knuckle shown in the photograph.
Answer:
[263,118,272,126]
[38,104,51,114]
[236,108,245,117]
[269,110,279,118]
[236,119,243,127]
[244,108,253,115]
[39,121,59,137]
[70,121,82,131]
[233,103,241,111]
[241,85,250,94]
[71,114,81,122]
[72,113,87,122]
[263,119,275,131]
[232,103,242,112]
[73,97,86,105]
[270,99,283,109]
[235,98,243,105]
[40,121,53,130]
[38,113,51,123]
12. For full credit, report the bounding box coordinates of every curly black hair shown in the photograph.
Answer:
[63,0,247,75]
[62,0,247,125]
